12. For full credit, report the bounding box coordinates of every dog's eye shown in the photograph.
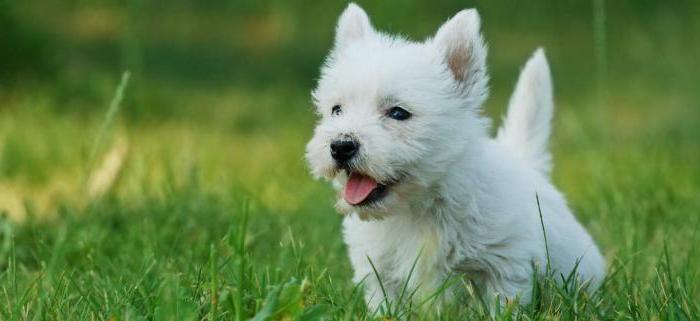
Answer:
[386,106,411,121]
[331,105,342,116]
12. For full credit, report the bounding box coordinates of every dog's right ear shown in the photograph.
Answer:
[335,3,373,49]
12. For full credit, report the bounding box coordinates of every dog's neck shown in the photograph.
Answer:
[407,135,487,220]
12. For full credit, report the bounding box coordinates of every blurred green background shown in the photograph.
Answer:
[0,0,698,228]
[1,0,699,221]
[1,1,700,319]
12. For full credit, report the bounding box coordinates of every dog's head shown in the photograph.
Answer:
[306,3,490,219]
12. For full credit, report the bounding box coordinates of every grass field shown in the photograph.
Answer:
[1,1,700,320]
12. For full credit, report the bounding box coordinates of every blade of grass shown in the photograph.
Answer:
[86,71,131,177]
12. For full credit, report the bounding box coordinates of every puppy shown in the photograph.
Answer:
[306,3,605,309]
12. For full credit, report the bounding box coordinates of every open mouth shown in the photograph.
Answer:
[343,172,390,206]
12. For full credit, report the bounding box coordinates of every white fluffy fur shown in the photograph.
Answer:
[306,3,605,309]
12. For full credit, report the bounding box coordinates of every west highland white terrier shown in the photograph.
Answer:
[305,3,605,309]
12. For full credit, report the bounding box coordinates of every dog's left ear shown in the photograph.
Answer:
[335,3,374,49]
[433,9,487,85]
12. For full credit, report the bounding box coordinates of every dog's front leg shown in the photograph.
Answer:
[352,265,401,314]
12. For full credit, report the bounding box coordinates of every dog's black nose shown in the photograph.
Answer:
[330,140,359,164]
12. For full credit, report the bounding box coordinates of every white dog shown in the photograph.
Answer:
[306,3,605,309]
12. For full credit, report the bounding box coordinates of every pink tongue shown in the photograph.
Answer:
[344,173,379,205]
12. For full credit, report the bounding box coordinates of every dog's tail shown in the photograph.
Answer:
[496,48,554,175]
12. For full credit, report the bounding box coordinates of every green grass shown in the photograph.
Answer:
[1,0,700,320]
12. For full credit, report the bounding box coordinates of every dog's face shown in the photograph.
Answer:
[306,4,489,219]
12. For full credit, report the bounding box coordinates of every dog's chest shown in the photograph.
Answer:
[343,214,448,294]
